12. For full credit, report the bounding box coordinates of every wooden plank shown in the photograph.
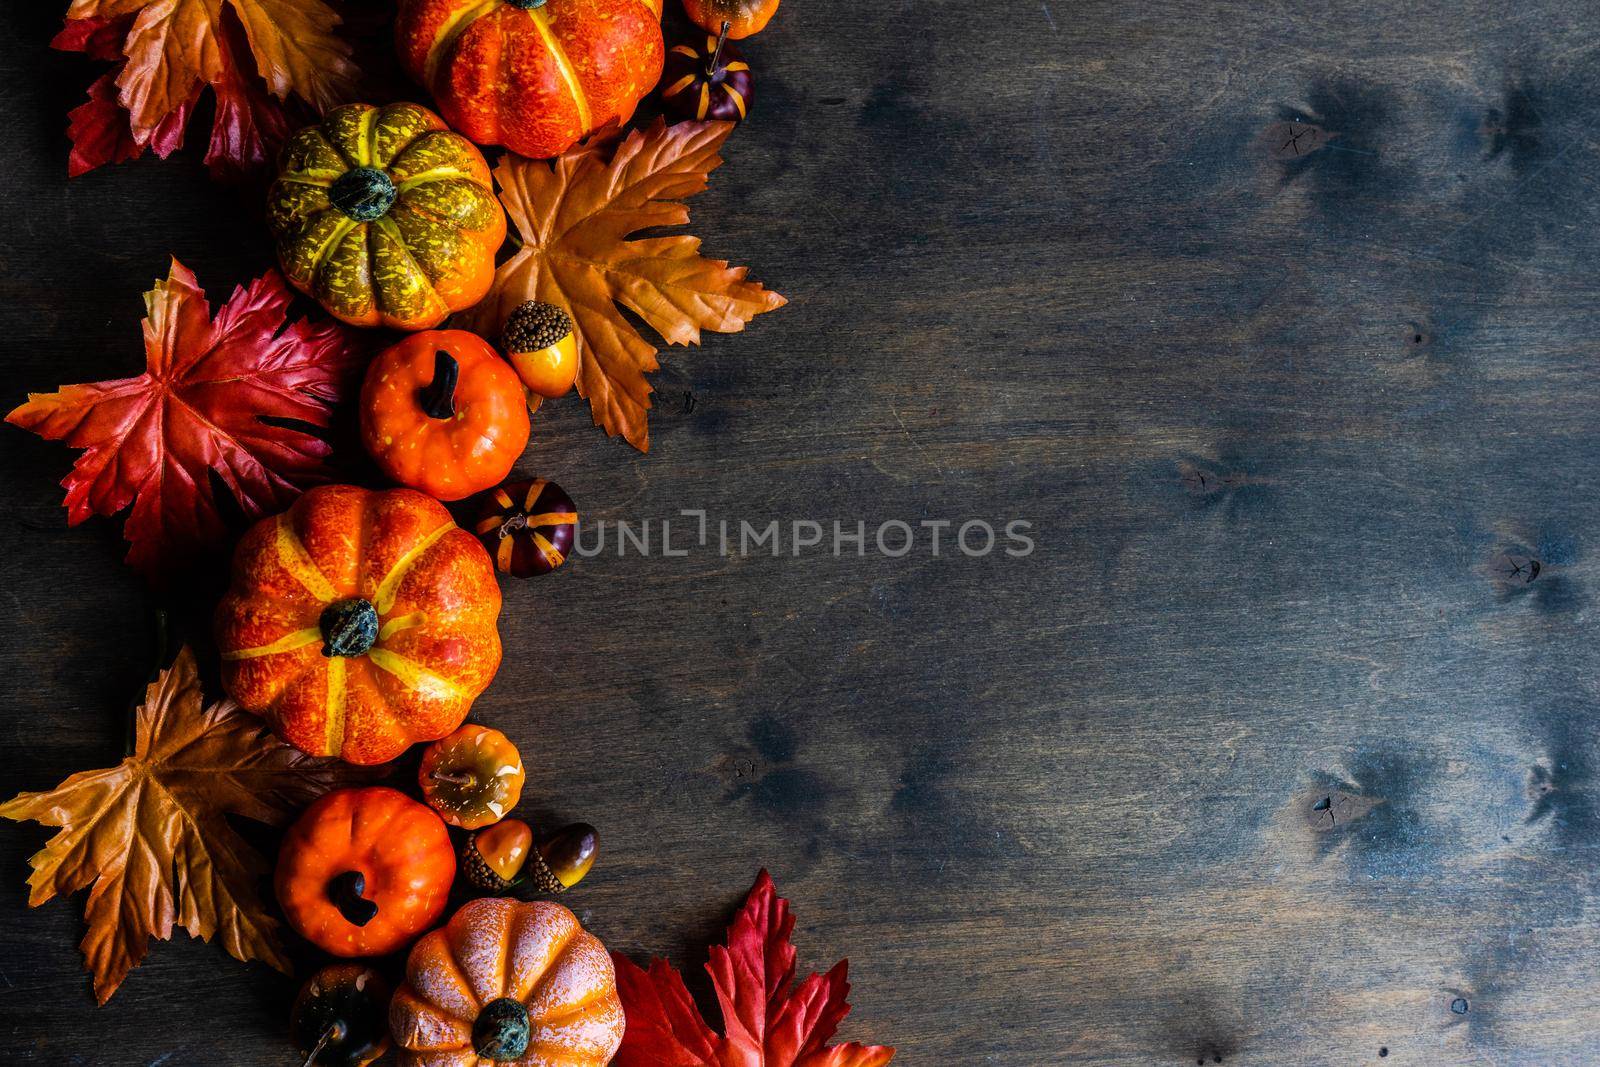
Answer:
[4,0,1600,1063]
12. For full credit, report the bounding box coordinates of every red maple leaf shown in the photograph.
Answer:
[7,259,365,582]
[613,871,895,1067]
[201,22,296,183]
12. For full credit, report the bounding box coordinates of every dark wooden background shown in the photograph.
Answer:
[6,1,1600,1063]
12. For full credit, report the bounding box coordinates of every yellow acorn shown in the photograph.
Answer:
[503,301,579,399]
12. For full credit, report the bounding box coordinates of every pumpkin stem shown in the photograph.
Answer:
[301,1021,347,1067]
[328,166,397,223]
[327,871,379,928]
[473,998,532,1060]
[419,351,461,420]
[707,21,731,79]
[506,0,547,8]
[431,769,477,787]
[319,598,379,658]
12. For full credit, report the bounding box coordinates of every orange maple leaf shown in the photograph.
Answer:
[0,647,379,1003]
[65,0,358,140]
[456,119,787,451]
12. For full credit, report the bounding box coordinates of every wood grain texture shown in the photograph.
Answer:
[5,0,1600,1063]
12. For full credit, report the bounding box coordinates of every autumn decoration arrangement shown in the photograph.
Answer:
[6,0,891,1064]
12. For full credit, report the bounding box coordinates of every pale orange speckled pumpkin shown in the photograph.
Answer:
[215,485,503,765]
[391,897,625,1066]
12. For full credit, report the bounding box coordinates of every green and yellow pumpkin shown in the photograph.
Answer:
[267,102,506,331]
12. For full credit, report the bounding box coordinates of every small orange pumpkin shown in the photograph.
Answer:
[276,787,457,958]
[360,331,531,502]
[391,897,624,1065]
[682,0,778,39]
[418,723,526,829]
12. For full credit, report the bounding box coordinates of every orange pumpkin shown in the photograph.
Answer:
[418,723,526,829]
[276,787,457,957]
[391,897,624,1065]
[361,331,531,503]
[216,485,503,765]
[682,0,779,39]
[395,0,665,160]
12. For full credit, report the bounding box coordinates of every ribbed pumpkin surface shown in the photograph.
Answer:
[267,102,506,330]
[215,485,503,765]
[396,0,664,159]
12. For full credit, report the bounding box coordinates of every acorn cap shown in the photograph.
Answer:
[462,835,517,894]
[504,301,573,354]
[460,844,570,897]
[524,849,570,895]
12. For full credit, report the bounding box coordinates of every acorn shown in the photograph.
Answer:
[660,22,752,123]
[473,478,578,577]
[462,819,599,897]
[290,964,390,1067]
[503,300,579,399]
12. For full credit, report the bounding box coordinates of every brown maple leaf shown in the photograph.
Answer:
[0,647,379,1003]
[455,119,787,451]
